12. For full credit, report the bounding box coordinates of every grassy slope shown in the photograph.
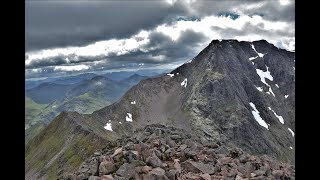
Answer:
[25,96,48,125]
[25,92,112,143]
[25,112,116,179]
[60,92,111,114]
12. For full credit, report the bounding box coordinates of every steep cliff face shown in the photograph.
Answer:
[26,39,295,179]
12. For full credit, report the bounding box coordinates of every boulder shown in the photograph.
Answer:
[98,161,116,176]
[146,153,162,168]
[115,163,136,179]
[181,160,215,174]
[146,167,169,180]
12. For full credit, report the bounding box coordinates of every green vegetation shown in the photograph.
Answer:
[25,92,112,143]
[25,96,48,125]
[25,113,114,179]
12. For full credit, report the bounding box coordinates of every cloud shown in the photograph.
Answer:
[25,0,294,77]
[54,64,90,72]
[26,1,181,51]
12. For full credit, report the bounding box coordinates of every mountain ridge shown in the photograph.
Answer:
[25,39,295,179]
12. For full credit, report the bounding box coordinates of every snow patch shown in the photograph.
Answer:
[96,82,102,86]
[181,78,188,87]
[256,66,275,97]
[256,66,273,85]
[126,113,133,122]
[167,73,174,77]
[176,73,179,75]
[131,100,136,104]
[275,84,279,88]
[284,95,289,99]
[104,123,112,131]
[249,102,269,130]
[289,146,293,149]
[268,87,275,97]
[186,59,192,64]
[288,128,294,137]
[255,86,263,92]
[119,122,122,124]
[249,56,258,60]
[268,107,284,124]
[251,44,265,57]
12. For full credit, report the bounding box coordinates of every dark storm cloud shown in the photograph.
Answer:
[26,1,177,51]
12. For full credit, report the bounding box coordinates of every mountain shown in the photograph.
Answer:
[25,73,97,90]
[120,73,149,86]
[25,39,295,179]
[25,74,151,143]
[26,83,73,104]
[25,112,118,180]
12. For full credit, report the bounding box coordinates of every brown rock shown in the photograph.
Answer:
[250,176,267,180]
[184,173,202,180]
[271,170,284,178]
[134,144,142,153]
[141,166,153,173]
[179,144,187,151]
[220,169,229,177]
[173,159,182,173]
[111,148,122,158]
[142,148,153,160]
[98,161,116,176]
[146,167,169,180]
[181,160,215,174]
[101,175,115,180]
[200,173,211,180]
[218,157,232,164]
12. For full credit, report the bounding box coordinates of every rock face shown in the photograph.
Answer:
[26,39,295,178]
[60,124,295,179]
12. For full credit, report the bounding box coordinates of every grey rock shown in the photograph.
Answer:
[115,163,136,179]
[146,167,169,180]
[165,169,178,180]
[88,176,101,180]
[181,160,215,174]
[146,153,163,168]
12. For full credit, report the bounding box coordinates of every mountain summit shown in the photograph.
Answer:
[25,40,295,179]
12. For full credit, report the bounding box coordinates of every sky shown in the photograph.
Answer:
[25,0,295,79]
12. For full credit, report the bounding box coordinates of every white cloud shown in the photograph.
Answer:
[25,13,294,73]
[279,0,292,6]
[26,30,151,68]
[54,64,90,71]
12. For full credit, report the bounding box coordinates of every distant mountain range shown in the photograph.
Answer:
[25,72,151,143]
[25,40,295,179]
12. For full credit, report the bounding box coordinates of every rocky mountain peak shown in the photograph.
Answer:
[25,39,295,179]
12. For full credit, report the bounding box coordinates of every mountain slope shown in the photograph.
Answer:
[26,39,295,179]
[25,75,145,143]
[25,112,118,180]
[90,39,295,162]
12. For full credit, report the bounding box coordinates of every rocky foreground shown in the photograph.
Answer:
[60,124,295,180]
